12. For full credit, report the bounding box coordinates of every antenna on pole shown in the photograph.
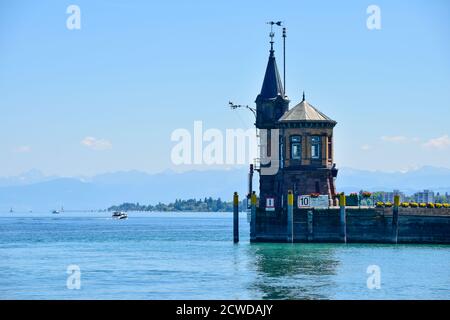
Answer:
[282,27,286,97]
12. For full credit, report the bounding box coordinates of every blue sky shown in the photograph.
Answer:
[1,0,449,176]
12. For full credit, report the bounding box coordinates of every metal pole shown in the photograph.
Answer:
[250,191,257,242]
[282,27,286,97]
[233,192,239,243]
[287,190,294,243]
[392,195,400,244]
[248,164,254,208]
[339,193,347,243]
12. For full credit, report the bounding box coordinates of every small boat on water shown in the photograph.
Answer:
[112,211,127,219]
[52,206,64,214]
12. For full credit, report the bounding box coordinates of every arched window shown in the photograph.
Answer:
[290,136,301,160]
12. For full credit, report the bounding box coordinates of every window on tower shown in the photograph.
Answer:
[311,136,321,159]
[327,137,332,162]
[290,136,301,160]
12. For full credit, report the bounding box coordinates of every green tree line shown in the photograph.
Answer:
[108,197,246,212]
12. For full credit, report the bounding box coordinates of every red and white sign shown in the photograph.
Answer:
[266,197,275,211]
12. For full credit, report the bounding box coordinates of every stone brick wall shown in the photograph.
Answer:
[281,169,336,204]
[283,127,333,167]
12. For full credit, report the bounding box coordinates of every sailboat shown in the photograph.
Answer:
[9,208,13,213]
[52,206,64,214]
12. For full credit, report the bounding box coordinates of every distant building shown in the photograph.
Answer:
[434,192,450,204]
[414,190,435,203]
[378,190,405,203]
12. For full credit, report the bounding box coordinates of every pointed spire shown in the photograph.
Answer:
[302,91,305,102]
[258,38,284,100]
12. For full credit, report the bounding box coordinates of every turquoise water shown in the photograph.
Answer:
[0,211,449,300]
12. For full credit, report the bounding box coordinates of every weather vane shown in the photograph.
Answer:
[266,21,283,30]
[266,21,287,97]
[266,21,283,49]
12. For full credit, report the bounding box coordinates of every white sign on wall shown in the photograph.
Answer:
[298,195,329,208]
[266,197,275,211]
[298,195,310,207]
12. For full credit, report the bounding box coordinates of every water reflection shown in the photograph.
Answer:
[247,243,341,299]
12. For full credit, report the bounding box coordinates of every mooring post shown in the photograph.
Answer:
[307,210,314,241]
[250,191,257,242]
[392,195,400,244]
[233,192,239,243]
[287,190,294,243]
[339,193,347,243]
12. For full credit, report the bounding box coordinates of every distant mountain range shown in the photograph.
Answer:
[0,169,249,211]
[337,166,450,194]
[1,166,450,211]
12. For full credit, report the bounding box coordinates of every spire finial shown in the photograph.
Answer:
[266,21,282,55]
[269,31,274,54]
[302,91,305,101]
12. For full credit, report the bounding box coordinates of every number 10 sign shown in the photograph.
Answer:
[298,195,329,208]
[298,195,311,207]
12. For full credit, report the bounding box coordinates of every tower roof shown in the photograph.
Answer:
[257,49,284,100]
[278,98,336,123]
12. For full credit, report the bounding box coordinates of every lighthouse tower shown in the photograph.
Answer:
[255,31,338,209]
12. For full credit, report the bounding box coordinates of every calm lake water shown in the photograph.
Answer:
[0,211,449,300]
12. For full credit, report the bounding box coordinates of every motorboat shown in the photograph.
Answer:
[112,211,127,219]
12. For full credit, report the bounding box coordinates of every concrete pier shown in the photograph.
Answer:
[252,206,450,244]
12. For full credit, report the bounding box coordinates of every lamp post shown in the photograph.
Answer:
[228,101,256,118]
[229,101,259,208]
[228,101,258,168]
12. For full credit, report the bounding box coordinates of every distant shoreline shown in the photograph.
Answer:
[107,197,246,213]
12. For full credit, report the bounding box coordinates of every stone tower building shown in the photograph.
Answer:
[256,37,338,209]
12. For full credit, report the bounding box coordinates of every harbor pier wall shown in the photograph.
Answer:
[253,207,450,244]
